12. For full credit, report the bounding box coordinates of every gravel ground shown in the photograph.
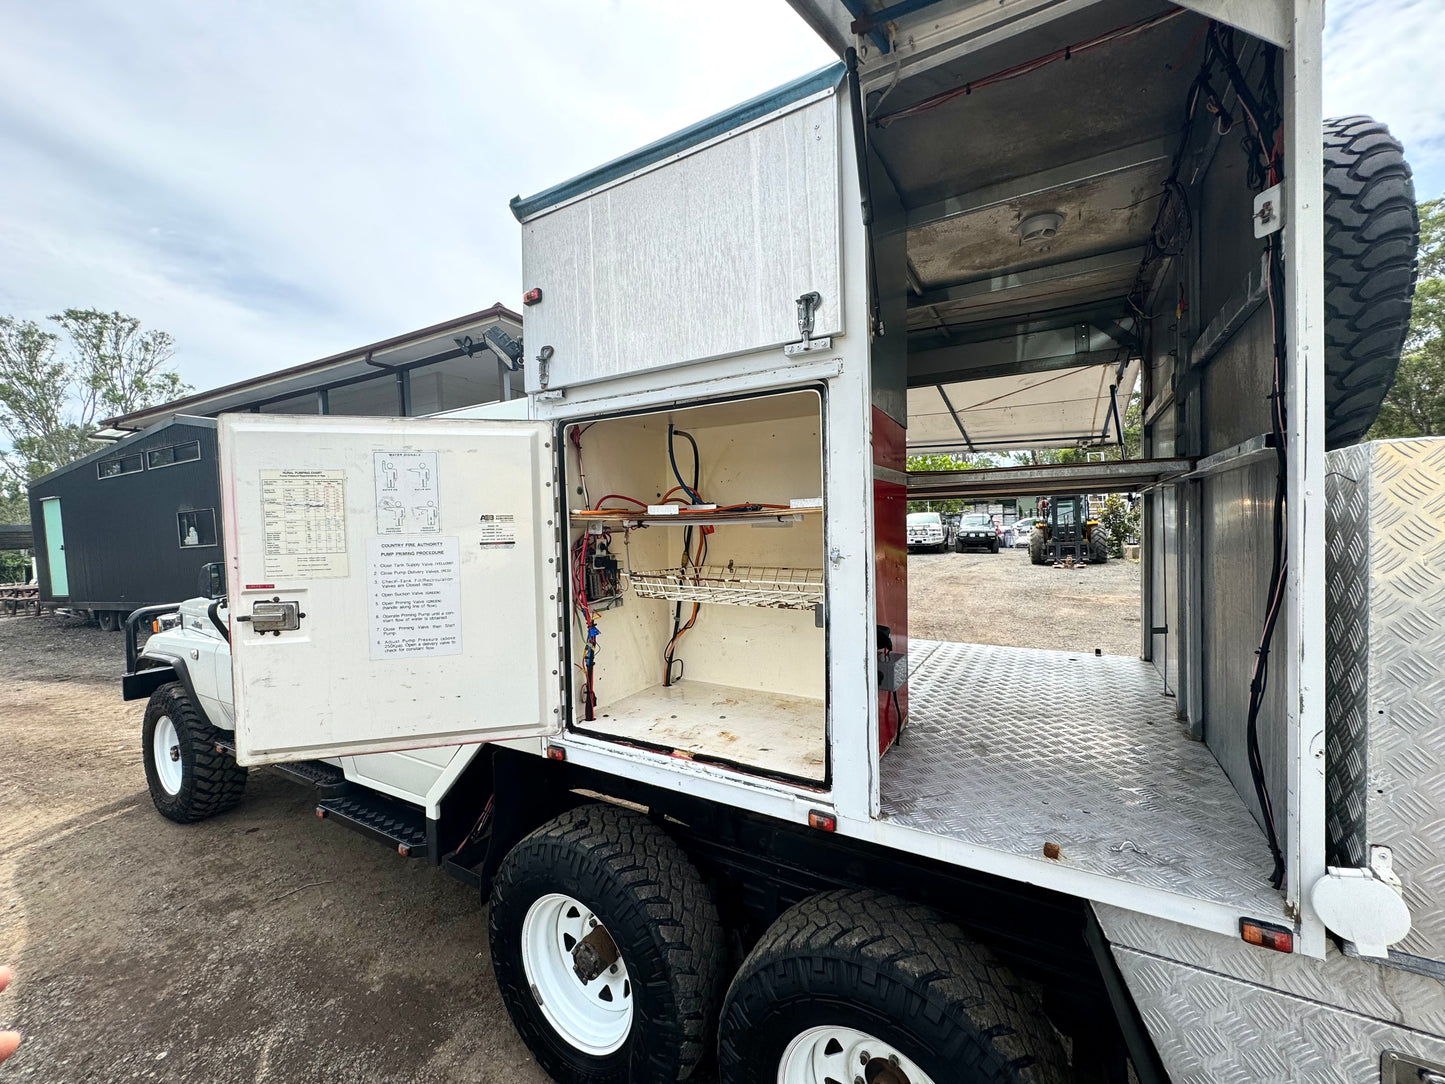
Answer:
[0,612,549,1084]
[908,545,1142,657]
[0,559,1136,1081]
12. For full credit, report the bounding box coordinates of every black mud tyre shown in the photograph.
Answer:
[718,889,1070,1084]
[1090,533,1110,564]
[96,609,117,632]
[1322,115,1419,449]
[142,681,246,824]
[1028,529,1047,565]
[489,803,723,1084]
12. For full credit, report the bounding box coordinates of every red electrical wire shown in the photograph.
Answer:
[591,493,648,511]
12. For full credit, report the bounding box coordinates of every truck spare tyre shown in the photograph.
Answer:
[1322,115,1420,449]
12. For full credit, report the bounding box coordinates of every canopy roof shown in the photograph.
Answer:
[908,358,1139,452]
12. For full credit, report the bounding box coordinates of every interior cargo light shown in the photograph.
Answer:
[523,287,543,306]
[807,810,836,832]
[1240,918,1294,953]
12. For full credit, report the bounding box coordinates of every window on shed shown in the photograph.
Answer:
[257,393,320,414]
[97,453,144,479]
[408,354,502,415]
[326,374,400,416]
[177,508,217,548]
[146,440,201,470]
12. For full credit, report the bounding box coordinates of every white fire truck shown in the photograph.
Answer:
[124,2,1445,1080]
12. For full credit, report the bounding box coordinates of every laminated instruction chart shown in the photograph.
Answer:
[366,536,463,660]
[259,469,349,578]
[374,450,441,534]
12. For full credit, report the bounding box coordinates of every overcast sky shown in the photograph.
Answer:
[1,0,1441,400]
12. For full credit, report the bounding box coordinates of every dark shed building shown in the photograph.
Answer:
[27,417,220,628]
[25,305,523,627]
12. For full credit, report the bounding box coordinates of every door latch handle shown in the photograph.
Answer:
[246,598,303,635]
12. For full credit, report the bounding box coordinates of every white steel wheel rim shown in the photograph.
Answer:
[777,1025,935,1084]
[152,715,184,795]
[521,892,633,1056]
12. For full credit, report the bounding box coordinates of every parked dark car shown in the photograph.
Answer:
[954,512,1002,553]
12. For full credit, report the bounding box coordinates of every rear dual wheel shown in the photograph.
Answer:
[719,889,1068,1084]
[489,804,723,1083]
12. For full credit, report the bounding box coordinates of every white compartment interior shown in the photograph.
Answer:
[865,2,1291,916]
[565,391,826,782]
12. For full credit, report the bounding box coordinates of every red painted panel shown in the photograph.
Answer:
[873,408,907,754]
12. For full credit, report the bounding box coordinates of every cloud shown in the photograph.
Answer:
[0,0,1437,411]
[1323,0,1445,199]
[0,0,835,392]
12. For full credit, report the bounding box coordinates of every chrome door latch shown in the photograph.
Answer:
[236,598,303,635]
[785,292,831,357]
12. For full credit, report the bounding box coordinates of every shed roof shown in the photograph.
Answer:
[101,303,522,432]
[27,415,216,490]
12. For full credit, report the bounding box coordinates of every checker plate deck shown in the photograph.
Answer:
[883,640,1284,917]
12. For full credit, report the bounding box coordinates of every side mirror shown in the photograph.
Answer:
[197,562,225,600]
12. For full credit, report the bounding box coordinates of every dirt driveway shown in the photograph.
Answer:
[908,546,1142,657]
[0,559,1136,1081]
[0,612,549,1083]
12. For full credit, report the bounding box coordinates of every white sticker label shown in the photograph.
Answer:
[260,469,349,579]
[478,514,516,547]
[366,536,462,660]
[374,450,441,535]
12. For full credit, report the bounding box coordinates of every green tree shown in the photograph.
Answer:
[906,452,968,513]
[0,310,189,501]
[1368,195,1444,439]
[1096,493,1141,558]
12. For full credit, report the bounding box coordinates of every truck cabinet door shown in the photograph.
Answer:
[219,415,562,765]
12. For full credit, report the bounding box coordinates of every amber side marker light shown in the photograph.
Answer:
[1240,918,1293,953]
[807,810,836,832]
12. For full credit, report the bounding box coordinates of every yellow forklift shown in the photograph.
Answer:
[1028,494,1109,565]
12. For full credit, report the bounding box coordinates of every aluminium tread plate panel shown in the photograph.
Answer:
[1111,944,1445,1082]
[1094,904,1445,1039]
[1325,437,1445,965]
[881,640,1281,915]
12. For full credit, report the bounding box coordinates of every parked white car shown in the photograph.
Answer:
[906,511,952,552]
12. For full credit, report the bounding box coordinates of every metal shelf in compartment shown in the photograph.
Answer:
[628,564,823,609]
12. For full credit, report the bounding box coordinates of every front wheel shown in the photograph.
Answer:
[142,682,247,823]
[1028,529,1047,565]
[1090,533,1110,564]
[489,804,723,1083]
[719,889,1069,1084]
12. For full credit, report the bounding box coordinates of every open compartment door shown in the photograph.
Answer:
[218,415,562,765]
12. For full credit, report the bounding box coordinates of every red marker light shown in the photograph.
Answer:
[523,287,543,306]
[807,810,836,832]
[1240,918,1293,953]
[546,745,567,762]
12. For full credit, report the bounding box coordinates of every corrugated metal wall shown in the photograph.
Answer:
[27,422,221,610]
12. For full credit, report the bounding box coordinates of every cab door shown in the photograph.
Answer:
[218,414,562,765]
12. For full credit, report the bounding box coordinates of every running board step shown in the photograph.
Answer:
[269,758,352,797]
[316,794,429,858]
